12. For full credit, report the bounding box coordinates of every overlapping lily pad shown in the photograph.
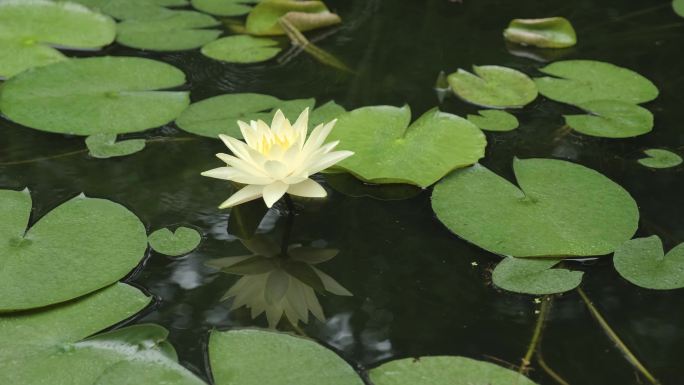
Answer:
[0,56,189,135]
[0,189,148,312]
[327,106,486,187]
[467,110,519,132]
[492,257,583,294]
[564,100,654,138]
[0,0,116,78]
[245,0,342,36]
[369,356,539,385]
[70,0,188,20]
[447,65,538,108]
[201,35,282,63]
[192,0,259,16]
[503,17,577,48]
[86,133,146,159]
[117,11,221,51]
[534,60,659,105]
[638,149,683,169]
[614,236,684,290]
[209,329,363,385]
[431,159,639,257]
[148,227,202,256]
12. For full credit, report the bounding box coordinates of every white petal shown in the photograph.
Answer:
[218,184,264,209]
[271,109,288,134]
[238,120,258,148]
[263,160,289,180]
[219,134,266,166]
[302,120,336,155]
[292,108,310,138]
[216,153,267,177]
[287,178,326,198]
[262,181,289,207]
[201,167,237,180]
[307,150,354,174]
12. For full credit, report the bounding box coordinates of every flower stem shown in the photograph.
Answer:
[577,288,661,385]
[536,348,571,385]
[519,296,551,374]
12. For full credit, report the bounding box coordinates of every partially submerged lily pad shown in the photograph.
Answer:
[369,356,539,385]
[0,189,148,312]
[492,257,583,295]
[86,133,146,159]
[431,159,639,258]
[534,60,659,105]
[638,149,683,169]
[148,227,202,256]
[467,110,519,132]
[325,173,423,201]
[504,17,577,48]
[327,106,487,188]
[564,100,654,138]
[447,65,538,108]
[209,329,364,385]
[117,11,221,51]
[201,35,282,63]
[192,0,259,16]
[0,56,189,135]
[614,236,684,290]
[0,0,116,78]
[245,0,341,36]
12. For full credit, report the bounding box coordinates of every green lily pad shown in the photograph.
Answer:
[503,17,577,48]
[0,0,116,78]
[614,236,684,290]
[310,101,346,126]
[201,35,281,63]
[534,60,659,105]
[431,158,639,258]
[327,106,487,188]
[675,0,684,17]
[564,100,653,138]
[0,56,189,136]
[492,257,584,295]
[0,189,148,312]
[69,0,187,20]
[148,227,202,256]
[245,0,341,36]
[175,93,343,138]
[209,329,364,385]
[447,65,538,108]
[192,0,259,16]
[86,133,146,159]
[467,110,519,132]
[638,149,683,169]
[117,11,221,51]
[369,356,539,385]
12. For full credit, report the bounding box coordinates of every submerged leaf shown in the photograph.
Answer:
[504,17,577,48]
[467,110,519,132]
[328,106,487,187]
[117,11,221,51]
[148,227,202,256]
[448,65,538,108]
[492,257,583,295]
[614,236,684,290]
[431,159,639,258]
[638,149,683,169]
[245,0,341,36]
[201,35,282,63]
[86,133,146,159]
[564,100,653,138]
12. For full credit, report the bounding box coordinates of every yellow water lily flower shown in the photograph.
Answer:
[202,108,353,208]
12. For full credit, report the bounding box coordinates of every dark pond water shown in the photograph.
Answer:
[2,0,684,384]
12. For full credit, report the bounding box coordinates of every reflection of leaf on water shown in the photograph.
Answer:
[207,235,351,328]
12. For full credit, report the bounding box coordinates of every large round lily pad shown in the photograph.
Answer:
[492,257,583,295]
[327,106,487,188]
[0,189,148,312]
[534,60,659,105]
[564,100,653,138]
[369,356,539,385]
[201,35,282,63]
[117,11,221,51]
[614,236,684,290]
[0,0,116,78]
[431,159,639,258]
[209,329,364,385]
[447,65,538,108]
[0,56,190,135]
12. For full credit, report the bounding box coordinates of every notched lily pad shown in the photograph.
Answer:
[467,110,519,132]
[201,35,282,63]
[504,17,577,48]
[638,149,683,169]
[86,133,146,159]
[534,60,659,105]
[447,65,538,108]
[369,356,539,385]
[564,100,654,138]
[431,158,639,258]
[117,11,221,51]
[0,189,148,312]
[0,56,189,136]
[209,329,364,385]
[328,106,487,188]
[614,236,684,290]
[245,0,341,36]
[148,226,202,256]
[492,257,583,295]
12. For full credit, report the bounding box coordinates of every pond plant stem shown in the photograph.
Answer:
[577,288,662,385]
[280,195,296,256]
[519,296,551,375]
[536,348,570,385]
